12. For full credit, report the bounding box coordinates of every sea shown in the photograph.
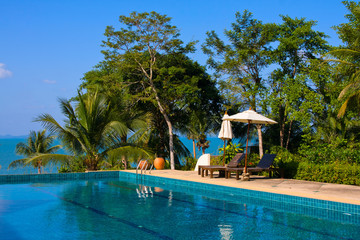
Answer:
[0,136,257,175]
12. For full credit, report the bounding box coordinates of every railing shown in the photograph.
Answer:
[136,159,153,175]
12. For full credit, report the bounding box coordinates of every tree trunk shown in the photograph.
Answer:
[279,106,285,148]
[202,148,205,155]
[280,122,285,148]
[150,84,175,170]
[121,135,128,169]
[192,139,196,159]
[122,156,127,170]
[38,160,41,174]
[256,124,263,158]
[167,120,175,170]
[285,120,293,150]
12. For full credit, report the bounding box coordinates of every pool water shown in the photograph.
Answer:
[0,178,359,240]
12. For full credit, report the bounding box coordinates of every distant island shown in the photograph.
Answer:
[0,135,28,139]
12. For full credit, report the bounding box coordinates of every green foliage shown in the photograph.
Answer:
[296,161,360,185]
[326,1,360,117]
[270,146,300,178]
[210,155,223,166]
[265,15,329,149]
[180,156,197,170]
[58,156,86,173]
[218,142,243,164]
[202,10,275,109]
[298,138,360,164]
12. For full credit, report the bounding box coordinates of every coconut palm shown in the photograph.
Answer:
[36,91,151,171]
[326,2,360,117]
[326,48,360,117]
[9,130,62,174]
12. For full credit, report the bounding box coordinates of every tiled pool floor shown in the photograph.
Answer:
[123,170,360,205]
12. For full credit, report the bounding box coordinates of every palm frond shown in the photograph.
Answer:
[25,154,73,166]
[15,142,33,156]
[338,99,350,118]
[8,159,27,169]
[34,114,66,135]
[106,145,153,163]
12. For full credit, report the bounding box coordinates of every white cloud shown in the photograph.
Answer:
[43,79,57,84]
[0,63,12,79]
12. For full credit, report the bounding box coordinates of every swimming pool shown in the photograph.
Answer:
[0,173,359,240]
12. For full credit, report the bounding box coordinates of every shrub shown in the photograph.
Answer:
[180,157,197,170]
[210,155,223,165]
[298,139,360,164]
[218,142,243,164]
[296,161,360,185]
[58,156,86,173]
[270,146,300,178]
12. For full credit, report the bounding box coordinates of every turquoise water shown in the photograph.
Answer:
[0,178,359,239]
[0,137,256,175]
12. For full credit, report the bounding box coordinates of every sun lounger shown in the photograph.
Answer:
[225,154,283,180]
[198,153,244,178]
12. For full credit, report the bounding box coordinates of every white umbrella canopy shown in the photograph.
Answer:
[218,113,234,166]
[223,109,277,177]
[223,109,277,124]
[218,113,234,140]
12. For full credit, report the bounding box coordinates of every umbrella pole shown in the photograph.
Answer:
[223,140,226,166]
[244,120,251,174]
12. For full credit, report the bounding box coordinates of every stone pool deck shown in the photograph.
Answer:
[123,169,360,205]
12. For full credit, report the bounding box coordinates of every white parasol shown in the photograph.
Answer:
[218,113,234,166]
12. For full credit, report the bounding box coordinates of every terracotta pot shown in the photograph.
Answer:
[154,157,165,170]
[138,160,148,170]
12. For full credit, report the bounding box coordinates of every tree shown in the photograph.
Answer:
[9,130,62,174]
[202,10,276,157]
[327,1,360,117]
[101,11,199,170]
[266,15,329,148]
[36,91,150,171]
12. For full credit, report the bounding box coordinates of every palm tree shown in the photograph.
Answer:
[196,134,210,155]
[326,2,360,117]
[327,48,360,117]
[9,130,62,174]
[115,107,150,169]
[36,91,151,171]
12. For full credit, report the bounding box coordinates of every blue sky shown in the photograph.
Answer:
[0,0,349,136]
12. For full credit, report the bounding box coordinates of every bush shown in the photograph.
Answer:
[218,142,243,164]
[298,138,360,164]
[210,155,222,165]
[296,161,360,185]
[58,156,86,173]
[180,157,197,170]
[270,146,300,178]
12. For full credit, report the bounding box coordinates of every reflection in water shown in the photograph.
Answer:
[219,224,234,240]
[168,191,173,207]
[136,185,153,198]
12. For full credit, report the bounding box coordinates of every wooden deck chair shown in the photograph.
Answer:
[198,153,244,178]
[225,154,283,180]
